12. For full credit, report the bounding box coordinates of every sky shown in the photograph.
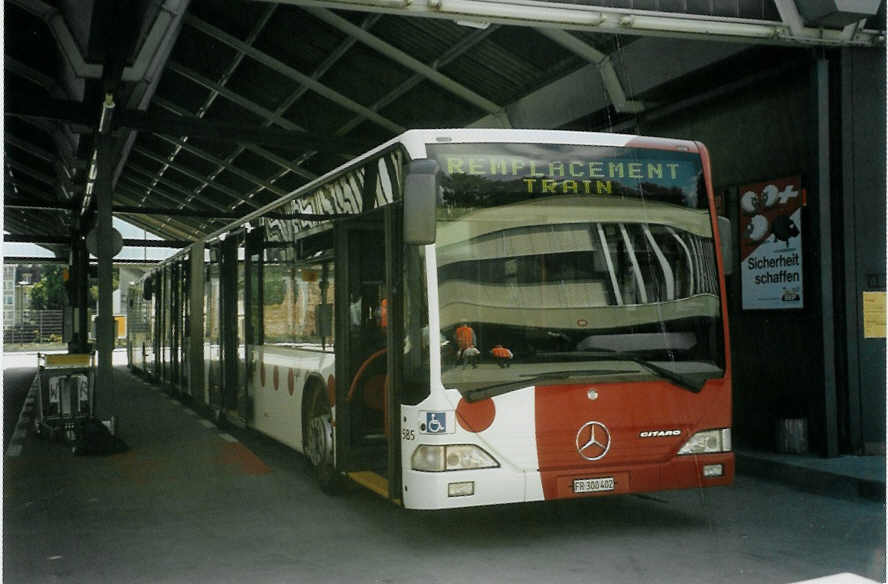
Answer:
[2,217,180,262]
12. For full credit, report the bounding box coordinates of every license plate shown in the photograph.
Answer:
[573,477,615,493]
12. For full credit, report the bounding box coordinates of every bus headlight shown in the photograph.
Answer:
[411,444,499,472]
[677,428,731,455]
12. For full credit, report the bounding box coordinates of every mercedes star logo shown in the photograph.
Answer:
[576,421,611,461]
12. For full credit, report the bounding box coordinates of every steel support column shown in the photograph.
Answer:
[812,57,840,457]
[67,232,90,353]
[95,132,116,408]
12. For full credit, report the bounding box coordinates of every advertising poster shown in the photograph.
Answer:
[739,176,804,310]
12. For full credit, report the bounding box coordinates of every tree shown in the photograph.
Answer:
[89,267,119,309]
[29,266,68,310]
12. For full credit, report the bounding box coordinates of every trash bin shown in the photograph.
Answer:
[775,417,808,454]
[34,353,95,443]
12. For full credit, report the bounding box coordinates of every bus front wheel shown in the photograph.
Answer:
[305,388,339,494]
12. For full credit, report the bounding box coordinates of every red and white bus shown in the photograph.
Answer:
[129,129,734,509]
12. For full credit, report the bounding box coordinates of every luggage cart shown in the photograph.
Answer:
[34,353,95,443]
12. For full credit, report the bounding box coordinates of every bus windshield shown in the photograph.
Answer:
[427,142,725,397]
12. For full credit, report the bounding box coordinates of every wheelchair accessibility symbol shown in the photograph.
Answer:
[426,412,446,434]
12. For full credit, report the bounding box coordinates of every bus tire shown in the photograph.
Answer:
[305,386,340,494]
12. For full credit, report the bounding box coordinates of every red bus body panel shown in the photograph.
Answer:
[535,377,733,500]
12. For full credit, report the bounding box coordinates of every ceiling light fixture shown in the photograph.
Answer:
[433,0,605,26]
[619,14,784,39]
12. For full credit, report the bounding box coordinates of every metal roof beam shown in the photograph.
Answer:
[163,13,376,211]
[167,62,312,134]
[124,162,232,213]
[188,3,276,123]
[114,110,370,152]
[257,0,884,47]
[155,12,394,219]
[4,135,79,200]
[10,0,192,82]
[3,213,50,235]
[4,195,231,226]
[152,98,318,182]
[120,238,191,248]
[272,14,377,113]
[114,195,210,241]
[535,29,646,114]
[194,13,385,215]
[115,5,268,221]
[4,45,83,179]
[337,24,499,134]
[143,5,276,216]
[4,207,68,233]
[110,0,193,190]
[4,198,72,211]
[2,256,69,264]
[4,56,67,97]
[474,36,748,129]
[132,145,263,209]
[5,159,57,188]
[226,156,300,212]
[183,14,405,133]
[117,179,212,215]
[3,233,191,247]
[15,114,81,175]
[113,205,242,219]
[115,191,211,240]
[5,135,57,164]
[2,217,63,256]
[118,188,223,238]
[152,135,290,198]
[303,7,502,115]
[5,178,58,203]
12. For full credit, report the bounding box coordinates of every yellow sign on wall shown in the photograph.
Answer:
[863,291,886,339]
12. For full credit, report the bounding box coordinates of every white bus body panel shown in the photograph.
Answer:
[400,386,545,510]
[250,345,334,453]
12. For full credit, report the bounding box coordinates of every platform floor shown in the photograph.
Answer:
[3,360,885,584]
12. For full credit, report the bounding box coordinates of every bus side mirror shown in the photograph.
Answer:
[143,280,153,300]
[718,216,734,276]
[403,159,440,245]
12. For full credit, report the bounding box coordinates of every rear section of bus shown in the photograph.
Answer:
[398,130,732,510]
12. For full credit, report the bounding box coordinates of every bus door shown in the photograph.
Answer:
[334,208,402,500]
[162,267,171,384]
[152,271,163,379]
[243,228,264,424]
[206,245,224,412]
[220,234,249,425]
[181,253,191,396]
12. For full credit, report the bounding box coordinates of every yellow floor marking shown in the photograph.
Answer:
[348,471,391,499]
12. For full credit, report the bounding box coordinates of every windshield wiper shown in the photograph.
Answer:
[463,368,629,402]
[462,353,706,402]
[537,351,705,393]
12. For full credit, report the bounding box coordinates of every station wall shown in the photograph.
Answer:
[840,47,886,454]
[640,51,885,455]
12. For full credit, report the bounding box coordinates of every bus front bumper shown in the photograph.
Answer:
[402,452,734,509]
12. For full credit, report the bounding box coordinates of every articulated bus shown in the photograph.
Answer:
[128,129,734,510]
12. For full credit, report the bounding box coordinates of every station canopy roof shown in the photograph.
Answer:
[4,0,884,257]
